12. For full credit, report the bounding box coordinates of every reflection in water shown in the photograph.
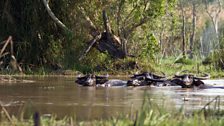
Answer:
[0,77,224,121]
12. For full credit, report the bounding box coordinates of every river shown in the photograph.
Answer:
[0,76,224,121]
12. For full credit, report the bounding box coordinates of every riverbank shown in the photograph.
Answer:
[1,57,224,79]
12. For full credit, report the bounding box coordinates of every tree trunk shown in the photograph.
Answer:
[103,10,113,42]
[116,0,123,36]
[189,2,196,59]
[159,20,165,52]
[168,13,175,56]
[211,19,220,49]
[181,2,186,58]
[122,37,128,56]
[79,6,154,59]
[98,10,125,58]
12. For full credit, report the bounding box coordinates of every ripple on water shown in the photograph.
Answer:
[0,77,224,121]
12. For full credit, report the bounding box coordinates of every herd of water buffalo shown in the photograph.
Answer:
[75,70,215,89]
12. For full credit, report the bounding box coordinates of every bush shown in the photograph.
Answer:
[174,57,194,65]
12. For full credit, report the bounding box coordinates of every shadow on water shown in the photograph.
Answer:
[0,76,224,121]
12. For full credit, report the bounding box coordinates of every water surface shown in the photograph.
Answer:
[0,76,224,121]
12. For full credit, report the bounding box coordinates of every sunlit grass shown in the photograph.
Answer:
[153,56,224,78]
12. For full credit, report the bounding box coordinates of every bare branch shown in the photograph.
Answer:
[215,0,222,20]
[205,0,222,22]
[0,52,10,58]
[0,36,12,57]
[79,35,101,61]
[204,0,222,47]
[0,105,13,123]
[42,0,70,32]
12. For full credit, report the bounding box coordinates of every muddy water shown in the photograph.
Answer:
[0,76,224,121]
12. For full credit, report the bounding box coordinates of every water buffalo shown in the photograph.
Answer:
[75,74,95,86]
[75,72,167,87]
[127,72,167,86]
[170,71,210,88]
[76,74,127,87]
[75,71,214,89]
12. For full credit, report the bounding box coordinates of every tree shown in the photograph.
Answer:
[189,0,196,59]
[180,0,186,58]
[0,0,73,69]
[204,0,222,49]
[78,0,177,59]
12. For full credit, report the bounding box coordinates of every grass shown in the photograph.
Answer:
[153,56,224,78]
[1,94,224,126]
[1,55,224,79]
[82,55,224,78]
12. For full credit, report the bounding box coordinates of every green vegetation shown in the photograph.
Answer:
[1,1,224,126]
[0,0,224,76]
[155,57,224,78]
[1,95,224,126]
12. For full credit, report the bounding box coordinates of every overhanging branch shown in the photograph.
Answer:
[42,0,70,32]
